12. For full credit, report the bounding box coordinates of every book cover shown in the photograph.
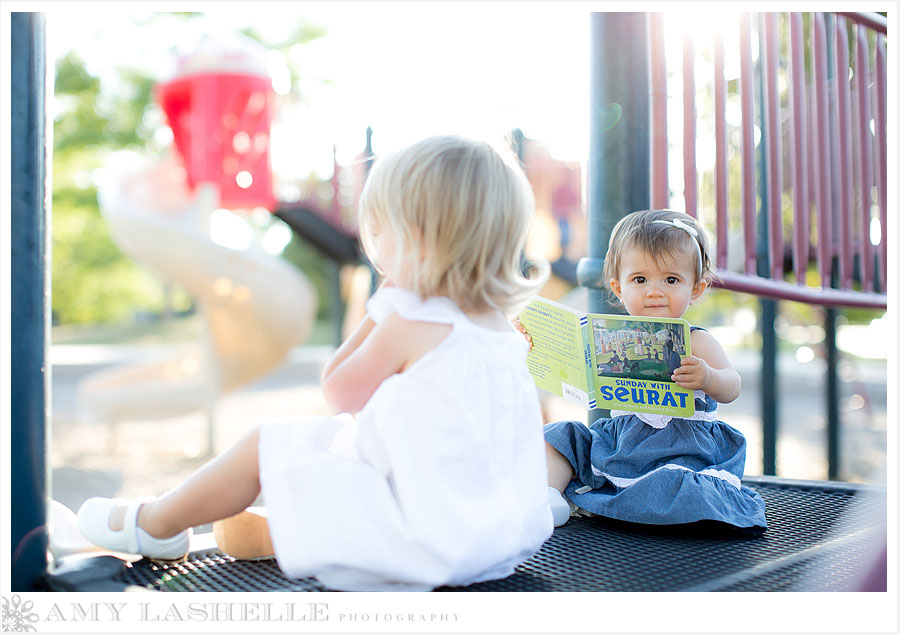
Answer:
[520,296,695,417]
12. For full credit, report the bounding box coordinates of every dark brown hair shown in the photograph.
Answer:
[602,209,714,288]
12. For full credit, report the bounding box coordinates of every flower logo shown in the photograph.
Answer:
[1,594,39,632]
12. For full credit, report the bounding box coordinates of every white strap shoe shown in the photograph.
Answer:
[49,500,106,560]
[76,497,190,561]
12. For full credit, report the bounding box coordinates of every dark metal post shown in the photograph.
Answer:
[755,13,779,475]
[511,127,526,163]
[823,13,842,481]
[578,12,651,422]
[760,299,778,475]
[825,307,840,479]
[362,126,380,298]
[579,12,651,311]
[11,12,50,591]
[329,260,344,345]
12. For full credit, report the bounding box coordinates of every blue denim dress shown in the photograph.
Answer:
[544,337,768,532]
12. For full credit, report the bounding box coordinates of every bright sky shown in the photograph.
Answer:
[43,3,594,178]
[37,3,762,200]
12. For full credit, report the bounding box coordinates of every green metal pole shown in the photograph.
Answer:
[823,12,841,481]
[579,12,651,422]
[825,307,840,479]
[760,298,778,475]
[11,12,50,591]
[755,13,779,476]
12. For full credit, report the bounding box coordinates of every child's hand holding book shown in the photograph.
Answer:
[512,318,533,351]
[670,355,711,389]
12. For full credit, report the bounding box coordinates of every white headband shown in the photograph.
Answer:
[652,218,703,279]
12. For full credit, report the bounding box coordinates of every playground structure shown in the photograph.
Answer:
[583,11,889,481]
[9,11,889,603]
[77,33,585,455]
[78,34,319,454]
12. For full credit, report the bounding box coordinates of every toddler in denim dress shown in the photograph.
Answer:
[544,210,767,532]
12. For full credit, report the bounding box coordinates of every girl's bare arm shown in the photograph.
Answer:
[671,329,741,404]
[321,314,451,414]
[320,314,404,414]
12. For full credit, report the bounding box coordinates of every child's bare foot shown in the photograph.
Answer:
[213,508,274,560]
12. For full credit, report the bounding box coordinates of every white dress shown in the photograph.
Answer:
[258,287,553,591]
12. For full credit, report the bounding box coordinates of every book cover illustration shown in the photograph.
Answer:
[520,297,695,417]
[590,314,694,416]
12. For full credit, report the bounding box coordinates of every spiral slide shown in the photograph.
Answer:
[78,158,317,438]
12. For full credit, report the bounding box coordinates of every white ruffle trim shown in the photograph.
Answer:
[365,287,461,325]
[590,462,742,490]
[610,389,717,428]
[609,411,671,429]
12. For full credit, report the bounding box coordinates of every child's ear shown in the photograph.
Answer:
[690,278,708,303]
[609,278,623,299]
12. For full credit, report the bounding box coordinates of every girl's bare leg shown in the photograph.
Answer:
[109,426,263,539]
[546,441,574,492]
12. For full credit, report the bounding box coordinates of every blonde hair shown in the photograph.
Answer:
[602,209,714,288]
[358,135,548,314]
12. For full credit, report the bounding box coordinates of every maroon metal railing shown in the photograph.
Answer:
[811,13,834,292]
[738,14,758,279]
[835,16,853,290]
[651,12,888,309]
[875,33,887,291]
[649,13,669,210]
[683,28,698,219]
[763,13,785,282]
[713,32,728,268]
[788,13,810,286]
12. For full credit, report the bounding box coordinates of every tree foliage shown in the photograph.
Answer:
[51,50,175,324]
[50,16,330,325]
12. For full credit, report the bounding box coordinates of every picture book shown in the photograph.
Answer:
[519,296,695,417]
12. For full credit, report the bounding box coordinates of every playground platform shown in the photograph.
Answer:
[43,341,888,593]
[42,475,886,592]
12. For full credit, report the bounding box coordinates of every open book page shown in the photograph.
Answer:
[520,296,695,416]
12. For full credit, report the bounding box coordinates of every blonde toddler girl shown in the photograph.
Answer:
[78,135,554,590]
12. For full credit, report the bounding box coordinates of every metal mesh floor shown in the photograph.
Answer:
[54,477,885,592]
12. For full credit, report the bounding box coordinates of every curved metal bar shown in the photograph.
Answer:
[835,11,887,33]
[713,271,887,309]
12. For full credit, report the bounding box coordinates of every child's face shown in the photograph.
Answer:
[609,248,706,319]
[370,223,418,289]
[371,224,399,280]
